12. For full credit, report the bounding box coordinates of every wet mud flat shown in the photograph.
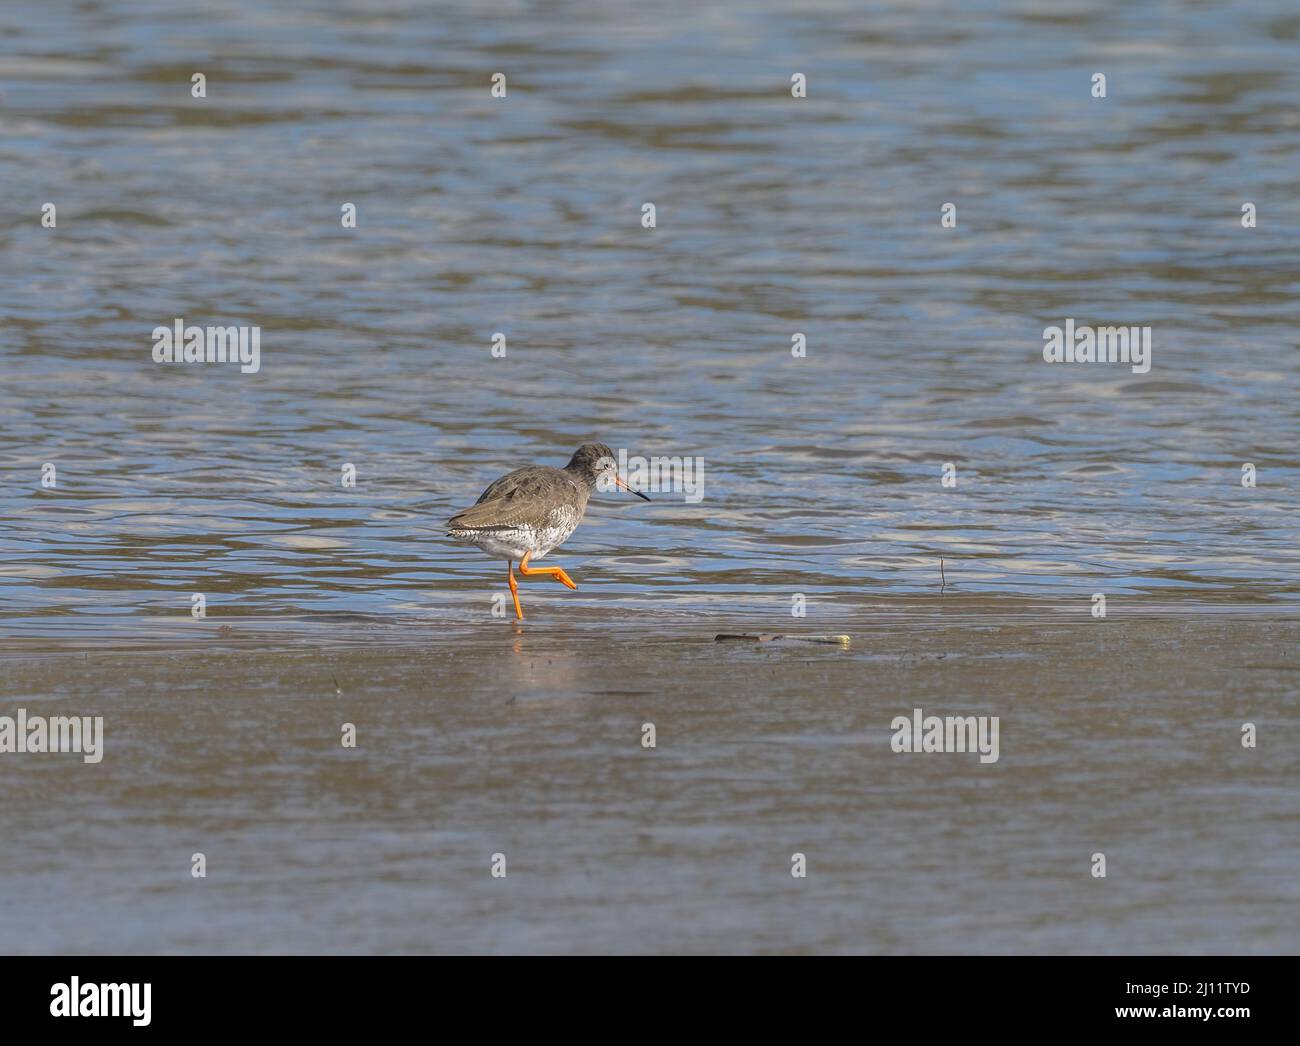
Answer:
[1,608,1297,954]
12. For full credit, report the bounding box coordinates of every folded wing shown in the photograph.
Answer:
[447,467,573,531]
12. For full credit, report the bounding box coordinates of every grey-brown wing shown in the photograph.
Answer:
[447,467,574,530]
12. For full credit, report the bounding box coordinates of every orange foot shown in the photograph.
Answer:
[518,550,578,590]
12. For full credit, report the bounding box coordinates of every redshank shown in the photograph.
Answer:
[447,443,650,620]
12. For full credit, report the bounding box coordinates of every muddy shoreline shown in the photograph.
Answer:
[2,608,1296,954]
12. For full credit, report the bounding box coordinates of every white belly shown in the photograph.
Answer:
[449,509,580,562]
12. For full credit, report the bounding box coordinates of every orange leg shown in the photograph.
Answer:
[518,550,578,590]
[507,561,523,620]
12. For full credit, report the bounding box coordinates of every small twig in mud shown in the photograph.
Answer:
[331,674,342,695]
[940,558,946,592]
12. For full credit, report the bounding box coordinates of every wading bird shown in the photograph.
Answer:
[448,443,649,620]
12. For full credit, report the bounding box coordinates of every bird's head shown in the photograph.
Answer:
[566,443,650,500]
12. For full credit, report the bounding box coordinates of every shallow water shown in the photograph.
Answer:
[0,1,1298,954]
[1,0,1297,644]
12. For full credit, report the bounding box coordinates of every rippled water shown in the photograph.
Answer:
[2,0,1297,644]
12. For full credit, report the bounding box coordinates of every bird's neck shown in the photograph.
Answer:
[564,465,599,490]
